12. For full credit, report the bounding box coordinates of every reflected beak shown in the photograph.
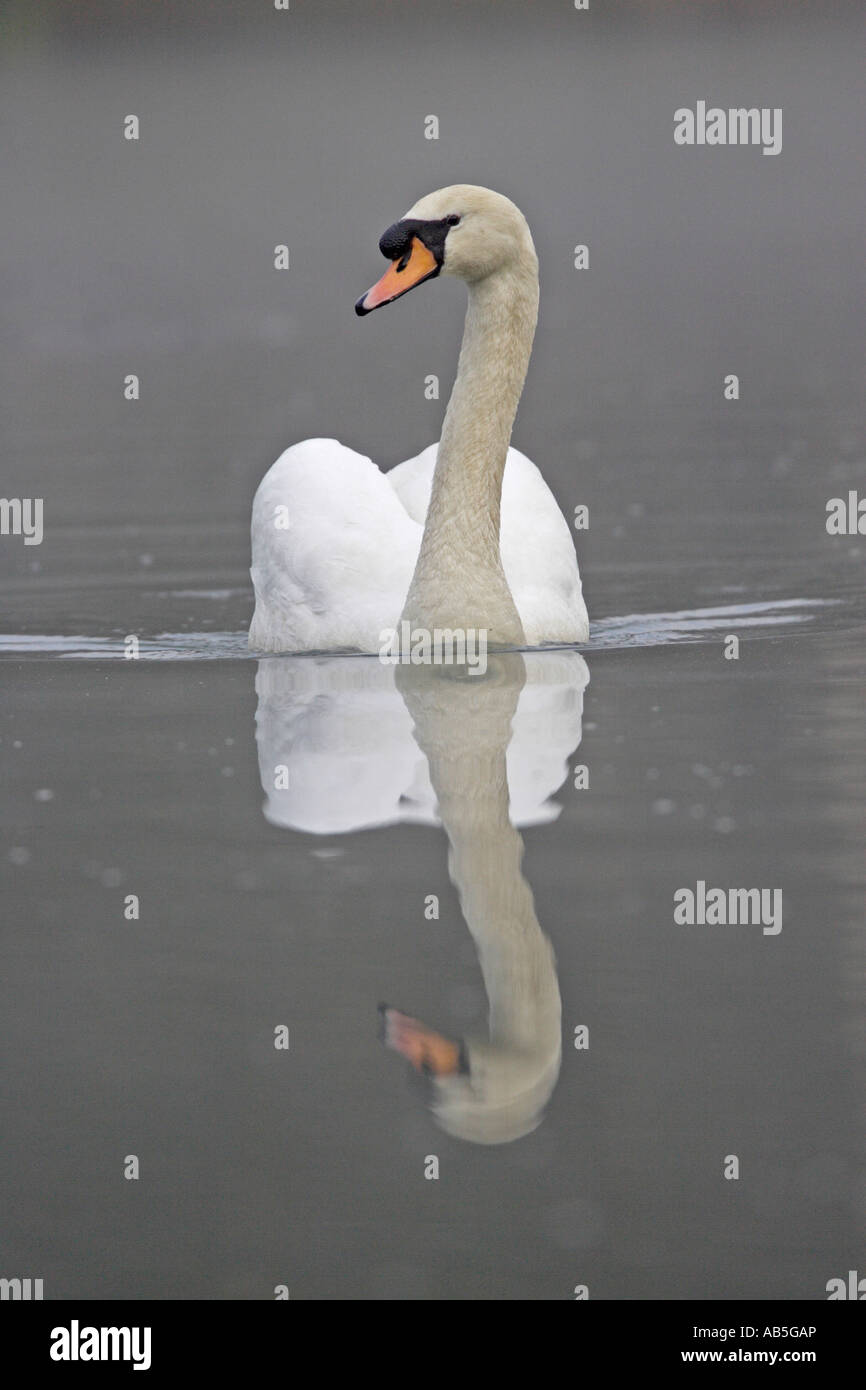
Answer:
[355,237,440,316]
[379,1006,465,1077]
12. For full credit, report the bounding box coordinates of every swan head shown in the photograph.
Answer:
[355,184,536,315]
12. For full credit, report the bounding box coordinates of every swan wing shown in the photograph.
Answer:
[250,438,421,653]
[499,447,588,645]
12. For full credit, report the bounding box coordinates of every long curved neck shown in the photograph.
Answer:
[400,255,539,645]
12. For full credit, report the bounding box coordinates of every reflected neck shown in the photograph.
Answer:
[398,661,560,1056]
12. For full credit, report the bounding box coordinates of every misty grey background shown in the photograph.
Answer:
[1,1,865,1299]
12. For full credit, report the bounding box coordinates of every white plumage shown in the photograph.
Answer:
[249,437,587,653]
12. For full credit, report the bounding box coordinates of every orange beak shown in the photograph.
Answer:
[355,237,440,316]
[380,1006,464,1077]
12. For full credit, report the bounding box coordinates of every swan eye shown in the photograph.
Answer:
[444,214,461,227]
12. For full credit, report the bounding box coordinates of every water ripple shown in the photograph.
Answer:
[0,598,840,661]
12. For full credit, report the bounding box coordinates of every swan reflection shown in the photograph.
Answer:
[254,649,589,1144]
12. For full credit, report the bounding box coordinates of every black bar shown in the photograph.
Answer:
[3,1300,861,1374]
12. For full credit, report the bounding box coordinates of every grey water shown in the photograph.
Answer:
[1,1,865,1300]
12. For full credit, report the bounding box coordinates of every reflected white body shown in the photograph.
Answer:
[255,649,589,834]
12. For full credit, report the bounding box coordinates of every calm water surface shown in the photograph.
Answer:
[2,529,864,1299]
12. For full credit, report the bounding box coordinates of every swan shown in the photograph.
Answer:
[249,184,588,653]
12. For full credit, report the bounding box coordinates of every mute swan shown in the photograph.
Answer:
[249,185,588,653]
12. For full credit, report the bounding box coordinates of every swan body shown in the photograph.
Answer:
[250,185,588,653]
[249,437,586,652]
